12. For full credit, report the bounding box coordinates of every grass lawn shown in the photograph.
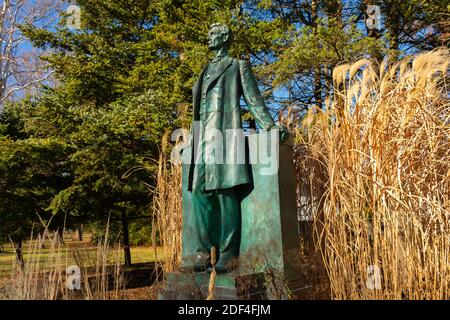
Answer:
[0,234,164,277]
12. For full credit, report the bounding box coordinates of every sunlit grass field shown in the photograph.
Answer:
[0,234,163,277]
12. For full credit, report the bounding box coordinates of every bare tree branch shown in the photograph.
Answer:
[0,0,63,106]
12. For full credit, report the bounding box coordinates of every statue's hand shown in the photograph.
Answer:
[270,125,289,142]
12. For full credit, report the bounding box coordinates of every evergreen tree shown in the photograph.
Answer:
[20,0,174,266]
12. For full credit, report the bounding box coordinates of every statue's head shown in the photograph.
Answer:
[207,23,232,50]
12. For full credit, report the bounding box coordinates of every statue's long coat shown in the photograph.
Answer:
[187,56,275,191]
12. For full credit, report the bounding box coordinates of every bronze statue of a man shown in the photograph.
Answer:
[181,23,287,273]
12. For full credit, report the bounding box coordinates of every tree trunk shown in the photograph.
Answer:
[364,0,383,63]
[39,233,45,250]
[57,228,64,244]
[15,239,24,270]
[311,0,323,108]
[314,69,323,107]
[121,210,132,267]
[382,0,400,64]
[248,117,257,131]
[77,224,83,241]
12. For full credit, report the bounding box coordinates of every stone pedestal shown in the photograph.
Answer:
[238,134,305,298]
[158,272,267,300]
[159,133,305,300]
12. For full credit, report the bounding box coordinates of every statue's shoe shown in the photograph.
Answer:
[179,253,211,272]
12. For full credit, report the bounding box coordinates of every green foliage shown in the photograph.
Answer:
[1,0,447,252]
[0,103,74,242]
[128,220,152,246]
[2,1,175,247]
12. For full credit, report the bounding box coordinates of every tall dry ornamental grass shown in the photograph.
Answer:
[152,49,448,300]
[0,225,125,300]
[299,48,449,299]
[151,132,183,275]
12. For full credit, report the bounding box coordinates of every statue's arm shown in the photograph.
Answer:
[238,60,275,131]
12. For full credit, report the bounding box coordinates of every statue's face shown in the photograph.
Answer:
[207,27,227,50]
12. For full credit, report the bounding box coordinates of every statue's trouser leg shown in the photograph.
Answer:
[187,187,240,266]
[187,161,216,266]
[191,188,216,257]
[216,187,240,263]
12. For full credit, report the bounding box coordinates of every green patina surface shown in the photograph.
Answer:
[169,24,300,299]
[181,134,301,282]
[239,135,300,281]
[166,271,265,289]
[179,24,288,271]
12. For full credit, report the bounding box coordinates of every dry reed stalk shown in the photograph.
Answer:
[151,131,183,275]
[74,218,125,300]
[151,49,448,300]
[206,247,217,300]
[1,221,124,300]
[296,48,449,299]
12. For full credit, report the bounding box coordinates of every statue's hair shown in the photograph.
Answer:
[209,23,233,47]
